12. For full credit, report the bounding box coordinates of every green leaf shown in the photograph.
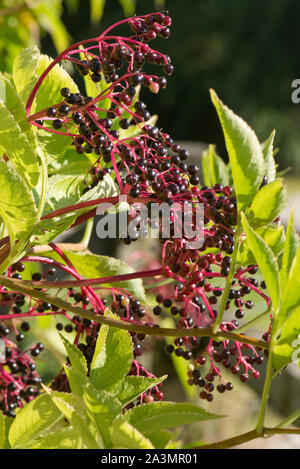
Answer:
[44,174,85,212]
[34,173,117,245]
[0,160,38,248]
[262,130,276,182]
[9,394,63,448]
[13,47,75,161]
[210,89,265,211]
[34,53,78,113]
[239,223,285,266]
[124,402,222,434]
[26,426,82,449]
[143,429,173,449]
[280,208,299,292]
[241,213,280,311]
[0,73,37,148]
[38,131,73,160]
[0,413,12,449]
[0,101,40,188]
[13,46,41,104]
[90,0,106,24]
[258,224,285,256]
[247,179,287,227]
[83,384,122,448]
[273,304,300,372]
[117,375,167,407]
[90,314,133,392]
[64,366,90,396]
[60,334,88,376]
[0,412,5,449]
[45,389,99,449]
[49,148,91,176]
[278,245,300,329]
[201,144,229,187]
[111,417,154,449]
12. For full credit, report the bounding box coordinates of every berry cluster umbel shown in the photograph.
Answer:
[0,338,42,417]
[0,13,273,415]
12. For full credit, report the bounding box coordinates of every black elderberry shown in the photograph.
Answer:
[76,60,89,75]
[164,63,174,75]
[58,104,69,116]
[52,119,63,129]
[130,187,140,198]
[91,73,102,82]
[175,347,184,357]
[235,309,245,319]
[217,384,226,393]
[183,351,192,360]
[31,348,40,357]
[20,322,30,332]
[165,344,174,354]
[178,149,189,160]
[66,93,77,105]
[60,87,71,98]
[131,74,143,86]
[163,298,172,308]
[46,107,57,118]
[119,118,130,129]
[12,273,22,280]
[90,58,102,73]
[226,382,233,391]
[0,326,10,336]
[153,306,162,316]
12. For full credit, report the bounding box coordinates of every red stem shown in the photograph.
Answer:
[18,265,164,289]
[41,195,154,221]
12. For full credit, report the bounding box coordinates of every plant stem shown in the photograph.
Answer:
[30,242,89,254]
[144,278,175,290]
[0,276,269,349]
[18,266,164,288]
[212,219,242,334]
[199,429,259,449]
[81,218,94,249]
[198,427,300,449]
[40,195,153,221]
[256,312,278,434]
[275,408,300,429]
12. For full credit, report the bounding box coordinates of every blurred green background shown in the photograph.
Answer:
[2,0,300,172]
[2,0,300,448]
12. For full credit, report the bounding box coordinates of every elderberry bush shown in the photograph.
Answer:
[0,12,299,449]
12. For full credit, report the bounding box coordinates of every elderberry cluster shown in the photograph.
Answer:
[10,11,273,410]
[32,13,173,165]
[0,339,42,417]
